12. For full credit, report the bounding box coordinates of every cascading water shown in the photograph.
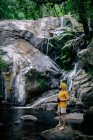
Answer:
[61,63,79,105]
[52,16,64,37]
[67,63,78,92]
[4,88,7,103]
[62,63,78,92]
[6,58,26,105]
[61,16,64,28]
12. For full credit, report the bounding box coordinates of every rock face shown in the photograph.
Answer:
[28,89,58,110]
[0,18,62,105]
[0,16,83,105]
[73,69,93,107]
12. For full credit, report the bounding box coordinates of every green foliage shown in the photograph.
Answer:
[0,57,8,72]
[0,0,64,19]
[64,0,93,41]
[0,0,93,42]
[37,78,47,92]
[84,63,93,77]
[50,28,81,70]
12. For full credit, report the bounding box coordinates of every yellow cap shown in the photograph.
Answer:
[60,83,67,91]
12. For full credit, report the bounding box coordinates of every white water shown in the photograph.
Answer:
[51,16,64,37]
[61,16,64,28]
[16,73,25,104]
[68,63,78,91]
[63,63,78,92]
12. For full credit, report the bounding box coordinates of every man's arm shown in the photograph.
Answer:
[59,94,70,102]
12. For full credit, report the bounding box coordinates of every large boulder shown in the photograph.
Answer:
[41,126,74,140]
[0,19,62,105]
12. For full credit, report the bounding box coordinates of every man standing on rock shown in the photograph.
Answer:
[56,83,69,130]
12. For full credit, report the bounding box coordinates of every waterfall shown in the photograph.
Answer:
[52,16,64,37]
[4,88,7,103]
[68,63,78,91]
[11,71,25,105]
[9,58,26,105]
[68,63,78,92]
[63,63,78,92]
[17,72,25,104]
[61,16,64,28]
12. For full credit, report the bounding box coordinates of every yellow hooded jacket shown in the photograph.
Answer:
[58,83,69,108]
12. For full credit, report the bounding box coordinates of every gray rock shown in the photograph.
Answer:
[29,94,58,110]
[73,69,93,107]
[20,115,38,121]
[41,126,74,140]
[55,113,84,124]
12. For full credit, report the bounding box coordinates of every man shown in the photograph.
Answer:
[56,83,69,130]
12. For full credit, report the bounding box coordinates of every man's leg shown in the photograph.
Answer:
[57,113,62,127]
[62,114,66,128]
[56,107,63,127]
[58,113,62,127]
[59,113,66,130]
[59,107,66,130]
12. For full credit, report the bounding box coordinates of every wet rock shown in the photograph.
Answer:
[41,126,74,140]
[0,123,6,127]
[14,120,21,124]
[66,113,83,124]
[25,70,60,104]
[20,115,38,121]
[73,69,93,107]
[29,90,58,111]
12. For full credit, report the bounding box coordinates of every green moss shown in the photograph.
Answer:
[37,78,48,92]
[85,64,93,77]
[49,28,80,70]
[0,56,8,72]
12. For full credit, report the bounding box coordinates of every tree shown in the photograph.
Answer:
[63,0,93,42]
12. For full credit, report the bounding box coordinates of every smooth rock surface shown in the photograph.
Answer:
[20,115,38,121]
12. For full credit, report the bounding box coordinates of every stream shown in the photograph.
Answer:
[0,106,93,140]
[0,107,57,140]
